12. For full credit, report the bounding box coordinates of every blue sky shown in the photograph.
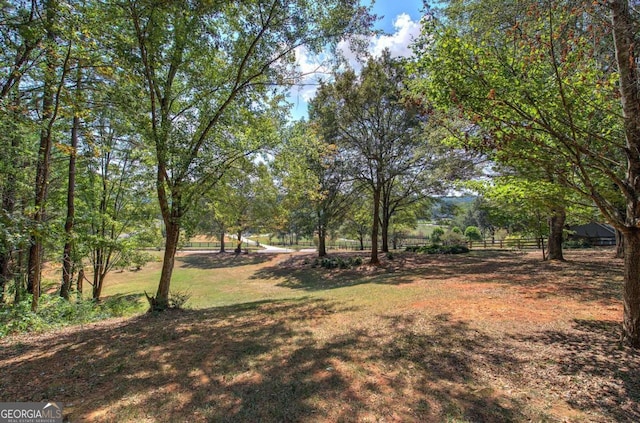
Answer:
[289,0,426,119]
[371,0,425,33]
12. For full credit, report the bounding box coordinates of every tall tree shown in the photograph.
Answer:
[275,121,353,257]
[609,0,640,347]
[112,0,372,309]
[78,105,158,301]
[342,191,373,251]
[27,0,71,311]
[204,161,279,254]
[410,0,640,346]
[59,65,81,299]
[1,0,46,303]
[311,51,458,263]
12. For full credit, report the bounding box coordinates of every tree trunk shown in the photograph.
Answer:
[0,254,9,305]
[235,229,243,253]
[359,235,364,251]
[616,229,624,258]
[27,239,43,311]
[92,272,106,301]
[622,228,640,347]
[154,220,180,310]
[61,68,81,299]
[547,208,565,261]
[381,213,390,253]
[611,0,640,347]
[28,0,62,311]
[219,226,226,253]
[318,225,327,257]
[0,194,14,304]
[370,187,381,264]
[76,268,84,297]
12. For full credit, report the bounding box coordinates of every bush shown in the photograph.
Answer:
[464,226,483,242]
[442,230,466,246]
[0,294,144,338]
[312,256,364,269]
[407,244,470,255]
[446,245,470,254]
[431,227,445,242]
[563,239,592,249]
[168,290,191,309]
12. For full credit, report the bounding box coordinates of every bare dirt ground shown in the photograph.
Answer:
[0,249,638,422]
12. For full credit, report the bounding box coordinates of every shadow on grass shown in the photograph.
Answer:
[515,319,640,422]
[252,250,623,306]
[254,265,421,291]
[177,253,272,269]
[1,298,552,422]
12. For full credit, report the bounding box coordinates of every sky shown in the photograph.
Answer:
[289,0,426,120]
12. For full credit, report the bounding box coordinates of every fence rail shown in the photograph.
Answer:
[174,236,613,252]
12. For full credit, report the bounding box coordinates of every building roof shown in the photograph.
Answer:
[569,222,616,238]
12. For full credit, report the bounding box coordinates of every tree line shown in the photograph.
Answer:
[0,0,373,311]
[407,0,640,347]
[3,0,640,348]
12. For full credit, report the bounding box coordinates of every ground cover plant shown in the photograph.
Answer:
[0,249,638,422]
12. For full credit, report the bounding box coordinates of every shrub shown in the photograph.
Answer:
[0,294,144,338]
[464,226,483,242]
[563,239,592,249]
[442,230,466,246]
[168,290,191,309]
[431,227,445,242]
[313,256,364,269]
[412,244,469,255]
[446,245,470,254]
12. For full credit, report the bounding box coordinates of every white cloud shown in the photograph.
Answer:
[290,14,422,118]
[293,46,332,102]
[370,13,421,58]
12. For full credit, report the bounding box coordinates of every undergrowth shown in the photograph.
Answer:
[0,294,144,338]
[405,244,470,254]
[311,256,364,269]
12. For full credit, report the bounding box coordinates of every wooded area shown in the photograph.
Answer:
[2,0,640,351]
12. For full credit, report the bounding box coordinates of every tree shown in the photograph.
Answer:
[410,0,640,346]
[0,1,43,298]
[275,121,353,257]
[464,226,482,243]
[204,162,279,254]
[77,107,158,301]
[111,0,372,309]
[431,227,444,243]
[27,0,72,311]
[389,208,419,250]
[311,51,435,264]
[342,193,373,251]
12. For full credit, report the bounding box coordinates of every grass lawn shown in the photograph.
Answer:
[1,249,638,422]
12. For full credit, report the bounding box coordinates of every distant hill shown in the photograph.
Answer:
[438,195,476,205]
[430,196,477,220]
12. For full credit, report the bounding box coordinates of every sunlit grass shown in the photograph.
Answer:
[3,249,632,422]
